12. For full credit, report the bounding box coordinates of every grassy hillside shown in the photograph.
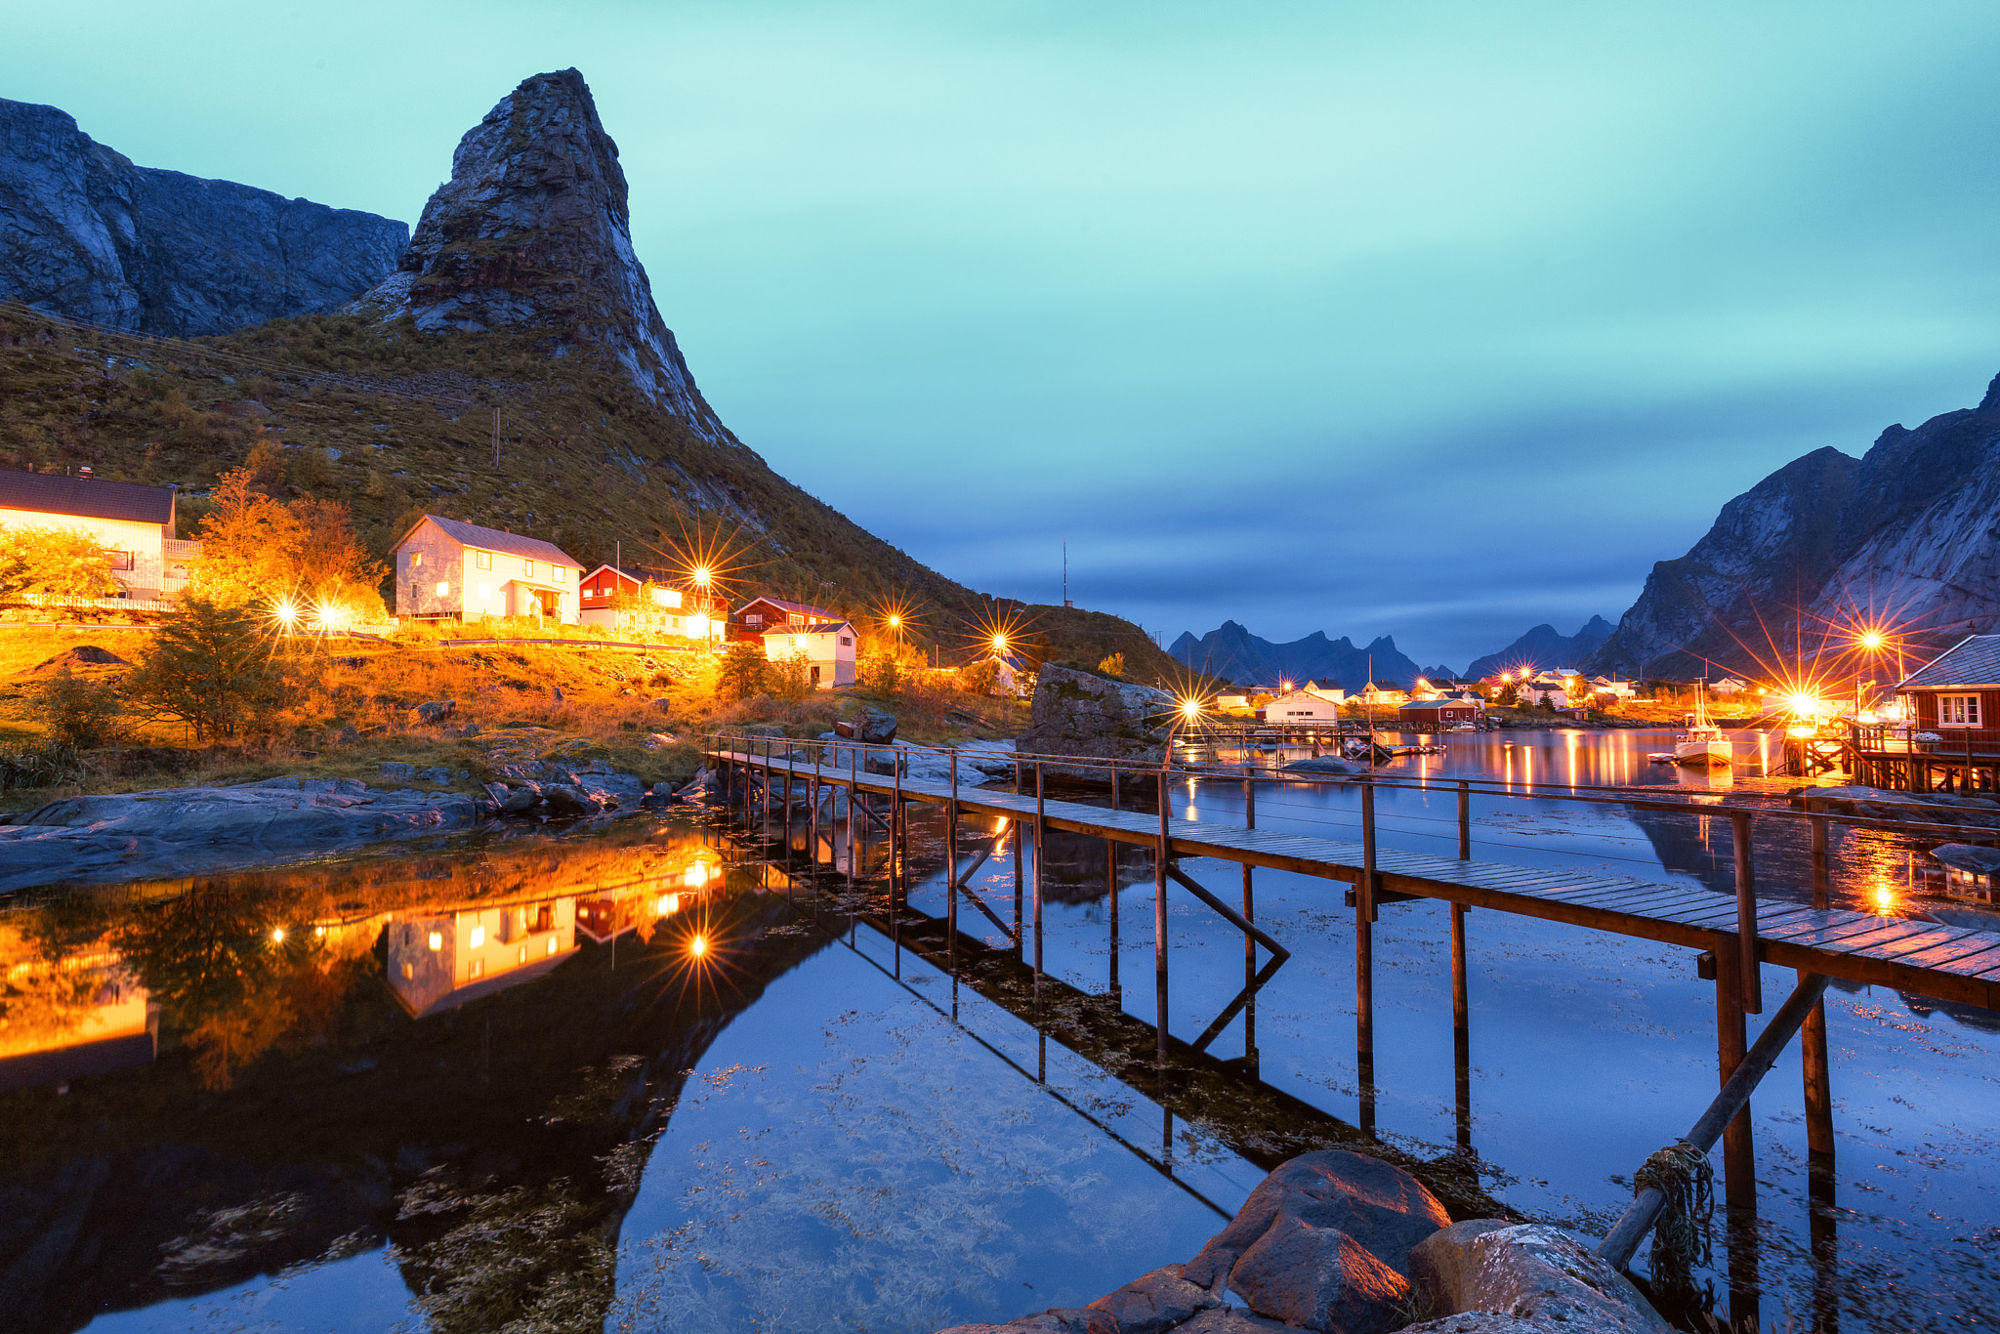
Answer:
[0,304,1178,679]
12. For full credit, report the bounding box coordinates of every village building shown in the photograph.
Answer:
[1590,675,1640,700]
[1357,681,1410,707]
[0,467,197,601]
[1898,635,2000,748]
[576,564,727,640]
[386,899,577,1018]
[1262,686,1344,725]
[0,943,155,1094]
[1398,697,1483,729]
[763,619,859,688]
[392,515,583,623]
[1216,690,1253,712]
[735,596,840,637]
[1709,676,1752,696]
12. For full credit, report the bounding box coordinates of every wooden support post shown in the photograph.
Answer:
[1714,935,1756,1248]
[1243,768,1256,1057]
[1457,779,1471,860]
[1599,970,1826,1270]
[947,750,960,960]
[890,747,903,906]
[1034,761,1046,985]
[1809,813,1829,908]
[808,743,819,864]
[1450,903,1468,1032]
[1731,810,1763,1014]
[1013,819,1024,948]
[846,741,858,888]
[1156,765,1170,1065]
[1357,778,1377,1066]
[1109,765,1122,997]
[783,742,793,854]
[1802,968,1835,1163]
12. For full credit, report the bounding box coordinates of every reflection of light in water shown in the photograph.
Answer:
[683,860,711,889]
[1564,730,1579,789]
[656,893,681,916]
[1869,879,1898,915]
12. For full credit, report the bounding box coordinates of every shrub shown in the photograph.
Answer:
[770,650,814,701]
[1096,652,1127,679]
[958,659,1001,697]
[0,527,120,600]
[33,666,122,748]
[714,643,770,702]
[126,596,287,741]
[0,739,82,790]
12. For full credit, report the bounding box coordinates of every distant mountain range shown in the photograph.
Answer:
[1464,616,1614,680]
[1169,621,1424,690]
[1590,373,2000,677]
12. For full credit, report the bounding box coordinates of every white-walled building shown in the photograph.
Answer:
[0,468,196,600]
[393,515,583,623]
[387,898,577,1018]
[1263,687,1344,724]
[763,620,858,688]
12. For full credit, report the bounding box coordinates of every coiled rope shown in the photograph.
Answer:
[1634,1139,1714,1284]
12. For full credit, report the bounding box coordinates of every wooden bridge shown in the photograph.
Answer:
[703,732,2000,1321]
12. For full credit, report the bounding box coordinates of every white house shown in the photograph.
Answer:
[763,620,858,688]
[1358,681,1410,707]
[1590,676,1639,700]
[386,898,577,1018]
[1263,687,1344,724]
[1709,676,1752,697]
[0,467,197,600]
[393,515,583,623]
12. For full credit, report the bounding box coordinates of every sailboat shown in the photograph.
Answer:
[1674,681,1733,768]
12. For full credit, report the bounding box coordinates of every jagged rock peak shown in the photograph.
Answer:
[361,69,734,444]
[0,96,406,337]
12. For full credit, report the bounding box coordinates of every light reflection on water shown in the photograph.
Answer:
[1,727,1995,1333]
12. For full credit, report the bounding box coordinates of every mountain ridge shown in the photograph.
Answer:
[0,97,407,337]
[1588,367,2000,678]
[1464,616,1614,681]
[1169,620,1425,690]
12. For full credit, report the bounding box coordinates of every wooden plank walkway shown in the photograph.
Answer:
[712,749,2000,1011]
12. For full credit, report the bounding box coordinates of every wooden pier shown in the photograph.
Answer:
[703,732,2000,1315]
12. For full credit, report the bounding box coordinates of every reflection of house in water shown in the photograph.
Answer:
[0,949,157,1093]
[387,899,577,1018]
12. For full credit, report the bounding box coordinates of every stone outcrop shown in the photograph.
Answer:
[936,1153,1670,1334]
[1791,784,2000,828]
[355,68,732,442]
[1020,665,1175,769]
[0,97,406,336]
[1406,1222,1671,1332]
[0,776,477,891]
[1593,370,2000,676]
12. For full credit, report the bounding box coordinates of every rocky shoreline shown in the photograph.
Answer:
[939,1151,1668,1334]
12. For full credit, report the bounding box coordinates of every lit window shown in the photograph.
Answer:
[523,559,533,575]
[546,937,558,956]
[475,550,491,570]
[411,551,423,568]
[839,636,852,646]
[554,566,566,583]
[401,962,412,979]
[517,945,527,964]
[109,550,135,571]
[1941,694,1983,727]
[427,931,442,951]
[435,580,449,597]
[469,924,485,948]
[582,588,594,599]
[469,957,485,979]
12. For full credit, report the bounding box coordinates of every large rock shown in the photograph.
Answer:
[1020,664,1175,769]
[353,69,732,441]
[1407,1222,1672,1334]
[1086,1264,1220,1333]
[0,777,478,891]
[1186,1150,1449,1332]
[0,96,406,336]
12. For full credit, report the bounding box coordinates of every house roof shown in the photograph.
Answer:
[1400,697,1473,710]
[768,620,853,637]
[402,515,580,568]
[742,596,838,620]
[0,469,175,525]
[1899,635,2000,690]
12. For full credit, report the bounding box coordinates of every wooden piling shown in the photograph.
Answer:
[1457,779,1471,860]
[1802,968,1835,1162]
[1357,779,1377,1064]
[1450,904,1468,1032]
[1730,810,1763,1014]
[1034,761,1046,984]
[1156,765,1170,1065]
[1713,935,1756,1225]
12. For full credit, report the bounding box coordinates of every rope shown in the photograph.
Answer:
[1634,1139,1714,1287]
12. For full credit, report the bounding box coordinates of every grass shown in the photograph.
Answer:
[0,622,1031,813]
[0,306,1182,683]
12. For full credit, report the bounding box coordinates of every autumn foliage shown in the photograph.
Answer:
[191,460,386,618]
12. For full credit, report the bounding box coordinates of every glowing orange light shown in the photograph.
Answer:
[990,632,1008,654]
[269,927,286,943]
[270,597,300,631]
[1857,629,1884,651]
[1179,697,1202,720]
[691,565,712,588]
[688,933,710,959]
[887,613,901,630]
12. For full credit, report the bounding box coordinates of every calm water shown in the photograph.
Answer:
[1,729,1994,1333]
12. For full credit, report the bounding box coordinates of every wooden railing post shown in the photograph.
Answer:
[1034,760,1046,984]
[1457,779,1471,860]
[1155,762,1171,1064]
[947,750,960,958]
[1731,810,1763,1014]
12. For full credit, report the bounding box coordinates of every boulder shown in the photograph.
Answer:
[412,699,457,726]
[1087,1264,1219,1334]
[27,646,128,673]
[1407,1222,1671,1334]
[1186,1150,1449,1332]
[640,732,677,751]
[1019,664,1174,769]
[1403,1317,1569,1333]
[1283,756,1367,776]
[934,1311,1118,1334]
[649,697,673,715]
[379,761,415,783]
[541,783,591,817]
[1172,1311,1300,1333]
[499,783,543,814]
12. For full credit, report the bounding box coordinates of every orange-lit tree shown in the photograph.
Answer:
[191,467,387,619]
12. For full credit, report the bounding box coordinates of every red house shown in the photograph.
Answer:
[577,564,727,639]
[1398,698,1483,730]
[732,596,840,643]
[1898,634,2000,752]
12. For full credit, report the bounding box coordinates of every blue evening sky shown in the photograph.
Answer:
[9,2,1999,667]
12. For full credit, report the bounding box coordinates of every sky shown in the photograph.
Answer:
[8,2,2000,667]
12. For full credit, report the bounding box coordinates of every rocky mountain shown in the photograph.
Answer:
[1464,615,1614,681]
[0,97,406,337]
[0,70,1173,678]
[356,69,729,443]
[1592,372,2000,677]
[1170,620,1425,690]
